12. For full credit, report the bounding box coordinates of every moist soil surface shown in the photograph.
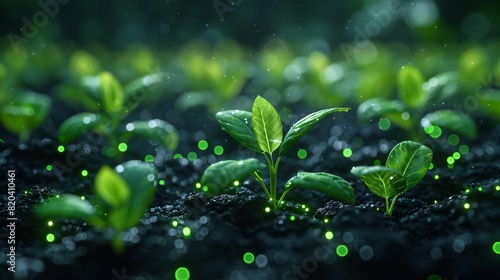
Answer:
[1,99,500,280]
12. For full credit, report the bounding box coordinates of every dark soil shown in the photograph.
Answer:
[1,99,500,280]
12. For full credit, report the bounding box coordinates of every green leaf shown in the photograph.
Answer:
[478,89,500,118]
[280,108,349,157]
[109,160,157,231]
[35,194,95,219]
[121,73,168,118]
[252,95,282,154]
[357,98,404,123]
[122,119,178,151]
[200,158,266,197]
[284,172,355,204]
[58,113,104,144]
[398,66,426,108]
[386,141,433,190]
[351,166,406,199]
[215,110,262,153]
[100,71,124,114]
[95,165,130,208]
[421,110,477,139]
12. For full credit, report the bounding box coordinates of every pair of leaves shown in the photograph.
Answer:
[216,95,349,156]
[351,141,433,200]
[36,161,157,233]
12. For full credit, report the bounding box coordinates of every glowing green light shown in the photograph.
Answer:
[172,221,178,227]
[297,148,308,159]
[429,163,434,170]
[324,219,329,223]
[145,154,154,162]
[202,186,208,192]
[459,145,469,155]
[233,181,240,186]
[325,231,334,240]
[81,170,88,177]
[465,189,470,193]
[434,200,438,204]
[453,152,461,160]
[46,165,52,171]
[447,157,455,165]
[182,227,191,237]
[159,180,165,185]
[464,203,470,209]
[429,126,442,138]
[48,221,53,226]
[173,153,183,159]
[243,252,255,264]
[214,145,224,155]
[496,186,500,191]
[187,152,197,161]
[378,118,391,131]
[290,216,295,221]
[57,145,65,153]
[118,143,128,152]
[175,267,190,280]
[46,233,55,243]
[81,196,85,200]
[198,140,208,151]
[427,275,442,280]
[56,195,60,198]
[336,245,348,257]
[343,148,352,158]
[493,242,500,254]
[301,204,306,209]
[265,207,271,213]
[195,183,201,189]
[374,159,381,166]
[24,190,28,194]
[447,164,454,169]
[447,134,460,146]
[434,175,439,180]
[478,187,483,192]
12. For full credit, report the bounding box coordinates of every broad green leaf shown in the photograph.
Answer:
[58,113,104,144]
[279,107,349,157]
[0,92,51,136]
[100,72,124,114]
[109,161,157,231]
[121,73,168,118]
[357,98,404,123]
[252,95,282,154]
[35,194,95,219]
[216,110,262,153]
[421,110,477,139]
[351,166,406,199]
[122,119,178,151]
[95,165,130,208]
[423,71,459,99]
[398,66,426,108]
[284,172,355,205]
[386,141,432,190]
[80,75,103,103]
[200,158,266,197]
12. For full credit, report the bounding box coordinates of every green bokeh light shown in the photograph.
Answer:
[325,231,334,240]
[374,159,381,166]
[290,216,295,221]
[46,233,55,242]
[343,148,352,158]
[173,153,183,159]
[459,145,469,155]
[175,267,190,280]
[118,143,128,152]
[198,140,208,151]
[336,245,348,257]
[378,118,391,131]
[243,252,255,264]
[46,165,52,171]
[183,227,191,237]
[453,152,461,160]
[81,170,88,177]
[57,145,65,153]
[145,154,154,162]
[429,126,442,138]
[447,134,460,146]
[214,145,224,155]
[447,157,455,165]
[187,152,197,161]
[493,242,500,254]
[297,148,307,159]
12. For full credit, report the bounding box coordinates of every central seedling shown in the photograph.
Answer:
[200,95,354,210]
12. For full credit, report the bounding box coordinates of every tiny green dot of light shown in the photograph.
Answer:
[430,126,442,138]
[214,145,224,156]
[202,186,208,192]
[374,159,381,166]
[48,221,53,226]
[434,175,439,180]
[233,181,240,186]
[343,148,352,158]
[453,152,461,160]
[172,221,178,227]
[159,180,165,185]
[478,187,483,192]
[325,231,334,240]
[493,242,500,254]
[324,219,329,223]
[118,143,128,152]
[336,245,348,257]
[198,140,208,151]
[464,203,470,209]
[378,118,391,131]
[290,216,295,221]
[46,233,55,243]
[81,170,88,177]
[448,134,460,146]
[57,145,65,153]
[145,154,154,162]
[187,152,197,161]
[429,163,434,170]
[173,153,183,159]
[496,186,500,191]
[182,227,191,237]
[459,145,469,155]
[175,267,190,280]
[46,165,53,171]
[447,157,455,165]
[297,149,307,159]
[265,207,271,213]
[195,183,201,189]
[80,196,85,200]
[243,252,255,264]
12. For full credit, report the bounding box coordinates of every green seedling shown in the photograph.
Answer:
[0,91,52,142]
[200,95,354,210]
[351,141,433,217]
[58,71,178,158]
[357,66,477,142]
[36,160,157,253]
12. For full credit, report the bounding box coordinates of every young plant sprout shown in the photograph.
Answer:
[200,95,355,210]
[351,141,433,217]
[0,91,51,142]
[36,160,157,253]
[57,71,178,158]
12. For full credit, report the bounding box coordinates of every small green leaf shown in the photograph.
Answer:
[35,194,95,219]
[351,166,406,199]
[95,165,130,208]
[216,110,261,153]
[421,110,477,139]
[280,107,349,157]
[252,96,282,154]
[58,113,104,144]
[100,72,124,114]
[357,98,404,123]
[386,141,433,190]
[398,66,426,108]
[284,172,355,204]
[200,158,266,197]
[122,119,178,151]
[121,73,168,118]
